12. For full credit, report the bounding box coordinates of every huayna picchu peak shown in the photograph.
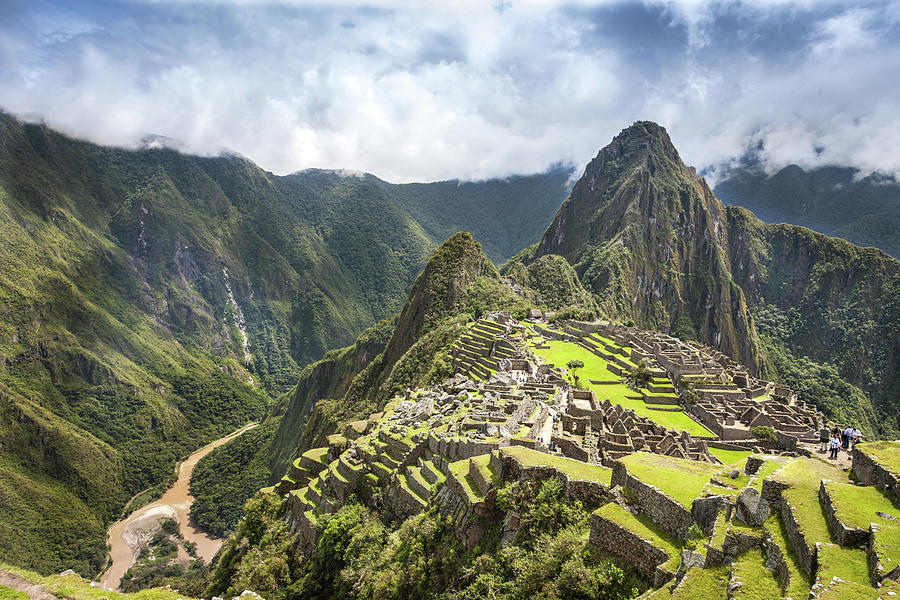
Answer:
[1,116,899,600]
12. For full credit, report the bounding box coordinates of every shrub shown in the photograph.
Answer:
[751,426,778,442]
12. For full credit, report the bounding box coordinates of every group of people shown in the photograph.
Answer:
[820,425,863,459]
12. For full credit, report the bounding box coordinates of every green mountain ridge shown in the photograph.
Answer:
[0,112,571,575]
[714,163,900,259]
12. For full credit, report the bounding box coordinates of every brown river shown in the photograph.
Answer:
[100,423,258,591]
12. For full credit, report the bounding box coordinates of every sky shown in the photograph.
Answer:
[1,0,899,183]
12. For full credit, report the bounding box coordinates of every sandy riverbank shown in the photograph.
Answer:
[100,422,258,591]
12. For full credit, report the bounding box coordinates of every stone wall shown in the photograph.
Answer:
[499,453,610,506]
[779,498,817,577]
[589,511,674,586]
[852,446,900,505]
[819,480,869,547]
[622,472,695,540]
[760,478,790,504]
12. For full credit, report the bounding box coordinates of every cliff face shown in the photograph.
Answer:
[531,121,899,431]
[534,121,762,372]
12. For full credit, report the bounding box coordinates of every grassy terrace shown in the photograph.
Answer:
[448,457,484,503]
[824,480,900,575]
[817,543,871,587]
[857,441,900,476]
[528,337,714,437]
[0,564,196,600]
[771,457,843,547]
[708,447,752,465]
[670,564,730,599]
[763,513,810,600]
[593,502,681,571]
[501,445,612,485]
[730,549,782,600]
[302,446,329,464]
[619,452,722,508]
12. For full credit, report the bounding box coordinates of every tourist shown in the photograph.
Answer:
[851,427,862,449]
[829,433,841,459]
[819,426,830,453]
[842,425,853,450]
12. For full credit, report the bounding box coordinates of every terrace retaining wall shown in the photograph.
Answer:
[852,446,900,505]
[818,480,869,547]
[589,512,675,586]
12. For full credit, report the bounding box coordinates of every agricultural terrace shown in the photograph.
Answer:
[527,337,714,437]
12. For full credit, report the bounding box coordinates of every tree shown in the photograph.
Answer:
[566,359,585,387]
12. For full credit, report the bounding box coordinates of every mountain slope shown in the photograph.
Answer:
[715,164,900,259]
[0,112,570,575]
[525,121,899,434]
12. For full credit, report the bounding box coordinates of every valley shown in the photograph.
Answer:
[101,422,258,591]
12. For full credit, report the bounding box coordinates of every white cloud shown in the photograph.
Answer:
[1,0,899,183]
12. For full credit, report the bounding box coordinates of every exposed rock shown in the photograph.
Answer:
[735,487,770,526]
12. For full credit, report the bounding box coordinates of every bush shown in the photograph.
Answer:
[751,426,778,442]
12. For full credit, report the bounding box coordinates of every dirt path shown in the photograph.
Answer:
[0,570,58,600]
[100,422,258,591]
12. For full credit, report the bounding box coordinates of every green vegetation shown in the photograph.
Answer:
[211,481,643,600]
[670,565,730,599]
[729,549,782,600]
[0,113,571,575]
[0,563,197,600]
[823,480,900,574]
[501,446,612,486]
[856,441,900,476]
[0,586,28,600]
[190,419,280,536]
[593,503,681,571]
[750,426,777,442]
[763,513,810,600]
[714,163,900,260]
[618,452,721,508]
[816,543,871,587]
[528,338,713,436]
[708,447,752,466]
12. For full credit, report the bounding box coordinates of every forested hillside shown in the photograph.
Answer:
[0,113,570,575]
[715,164,900,259]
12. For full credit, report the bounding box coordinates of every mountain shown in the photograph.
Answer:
[714,164,900,259]
[514,121,899,435]
[0,112,570,575]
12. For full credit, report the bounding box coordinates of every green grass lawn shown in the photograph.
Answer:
[529,338,714,436]
[816,543,871,587]
[0,586,28,600]
[823,480,900,576]
[730,549,782,600]
[0,565,198,600]
[619,452,721,508]
[501,446,612,485]
[593,502,681,570]
[670,564,730,599]
[302,446,329,464]
[857,441,900,477]
[771,457,845,554]
[763,513,810,600]
[709,447,753,465]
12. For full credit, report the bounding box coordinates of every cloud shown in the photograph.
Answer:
[1,0,899,183]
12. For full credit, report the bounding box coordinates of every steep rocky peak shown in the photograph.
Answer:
[382,231,496,368]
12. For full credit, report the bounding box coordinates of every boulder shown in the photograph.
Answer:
[735,487,770,526]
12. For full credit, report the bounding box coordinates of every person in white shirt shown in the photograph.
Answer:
[829,434,841,459]
[851,427,862,449]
